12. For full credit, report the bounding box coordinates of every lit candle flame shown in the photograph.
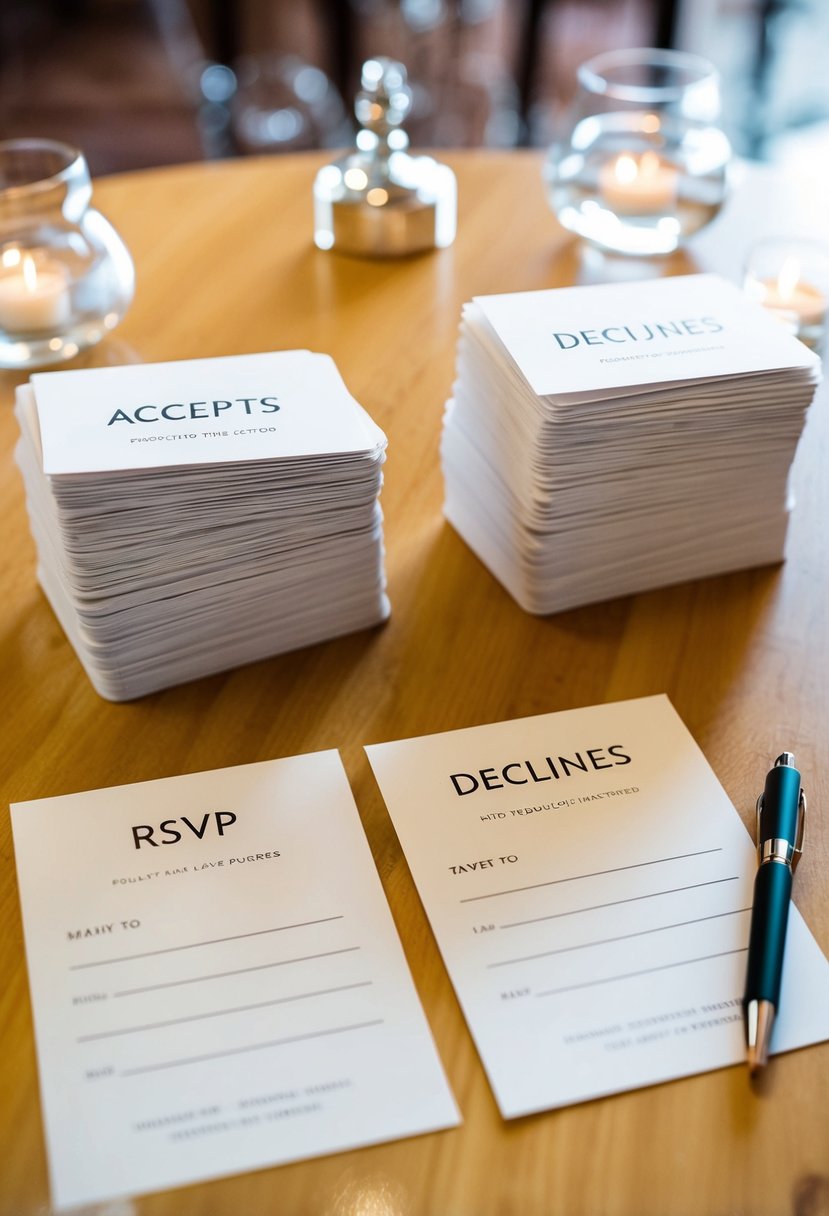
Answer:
[614,154,638,185]
[22,254,38,293]
[613,151,662,186]
[776,256,801,304]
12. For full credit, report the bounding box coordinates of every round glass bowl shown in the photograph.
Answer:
[0,139,135,368]
[544,49,731,256]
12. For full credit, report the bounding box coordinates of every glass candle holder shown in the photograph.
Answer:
[544,48,731,256]
[314,58,456,258]
[0,139,134,369]
[744,237,828,351]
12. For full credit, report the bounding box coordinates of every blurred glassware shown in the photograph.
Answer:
[197,61,238,159]
[544,48,731,256]
[0,139,134,369]
[230,55,350,155]
[744,236,829,350]
[349,0,518,147]
[313,57,456,257]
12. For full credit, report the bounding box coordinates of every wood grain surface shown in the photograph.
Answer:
[0,151,827,1216]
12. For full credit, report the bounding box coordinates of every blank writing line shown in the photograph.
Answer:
[458,849,722,905]
[78,981,373,1042]
[536,947,748,998]
[121,1019,384,1076]
[487,908,751,969]
[70,916,344,971]
[113,947,361,998]
[500,876,739,930]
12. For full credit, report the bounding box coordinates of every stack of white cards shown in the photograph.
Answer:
[442,273,821,614]
[15,350,389,700]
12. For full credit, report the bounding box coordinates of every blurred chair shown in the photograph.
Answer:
[0,0,205,173]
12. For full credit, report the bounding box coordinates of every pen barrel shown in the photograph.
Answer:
[744,860,793,1007]
[762,764,801,841]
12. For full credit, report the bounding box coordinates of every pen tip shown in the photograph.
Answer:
[745,999,774,1076]
[747,1048,767,1076]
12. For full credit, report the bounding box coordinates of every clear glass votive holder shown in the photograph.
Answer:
[743,237,829,351]
[544,48,731,256]
[0,139,135,369]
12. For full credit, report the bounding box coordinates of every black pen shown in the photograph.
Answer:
[743,752,806,1074]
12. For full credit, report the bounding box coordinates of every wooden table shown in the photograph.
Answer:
[1,152,828,1216]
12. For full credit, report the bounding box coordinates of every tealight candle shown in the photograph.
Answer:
[599,151,678,215]
[748,255,827,330]
[0,251,72,334]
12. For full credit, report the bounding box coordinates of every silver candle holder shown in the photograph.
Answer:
[313,58,456,258]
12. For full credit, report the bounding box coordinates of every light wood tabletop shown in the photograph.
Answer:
[1,151,828,1216]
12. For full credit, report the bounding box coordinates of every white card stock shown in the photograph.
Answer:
[32,349,385,475]
[11,753,458,1209]
[15,351,390,699]
[366,696,829,1117]
[442,275,821,613]
[474,272,818,398]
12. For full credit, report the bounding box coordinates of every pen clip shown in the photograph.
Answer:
[792,789,806,871]
[755,788,807,867]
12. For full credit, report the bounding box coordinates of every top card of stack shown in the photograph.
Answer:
[442,273,821,614]
[15,350,389,701]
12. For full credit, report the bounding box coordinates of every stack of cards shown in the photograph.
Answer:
[442,274,821,614]
[15,351,389,700]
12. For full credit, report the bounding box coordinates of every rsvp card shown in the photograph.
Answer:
[11,753,458,1209]
[366,696,829,1117]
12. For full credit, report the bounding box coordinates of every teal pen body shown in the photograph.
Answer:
[745,860,792,1006]
[758,763,802,844]
[743,757,803,1019]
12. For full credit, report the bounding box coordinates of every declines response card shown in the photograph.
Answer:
[11,753,458,1210]
[473,272,819,399]
[366,696,829,1117]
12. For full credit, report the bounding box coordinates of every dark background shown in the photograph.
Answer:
[1,0,828,176]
